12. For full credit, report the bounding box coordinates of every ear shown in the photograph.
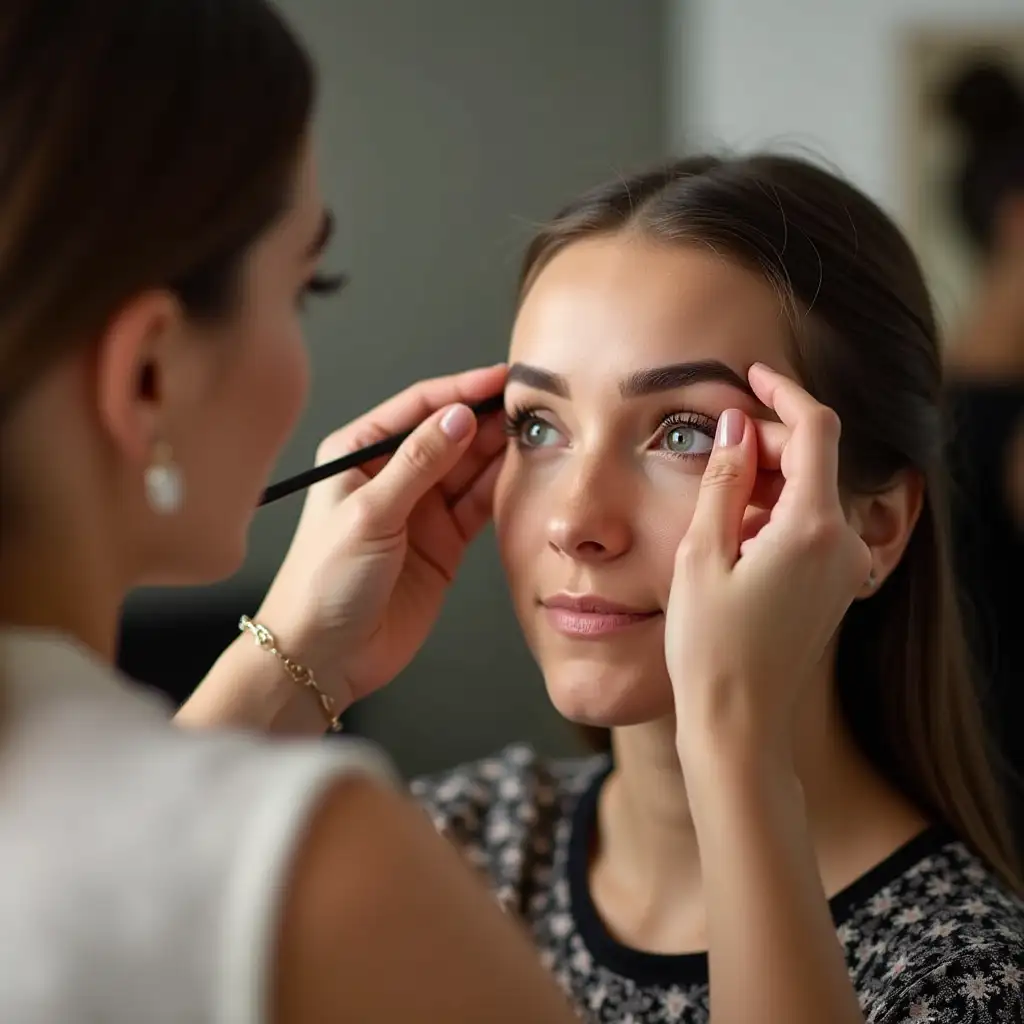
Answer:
[94,289,186,466]
[847,469,924,598]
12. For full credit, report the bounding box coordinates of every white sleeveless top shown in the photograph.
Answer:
[0,628,397,1023]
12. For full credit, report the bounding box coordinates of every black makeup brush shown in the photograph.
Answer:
[258,392,505,506]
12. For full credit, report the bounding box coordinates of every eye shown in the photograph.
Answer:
[505,407,564,449]
[296,271,349,311]
[657,414,717,458]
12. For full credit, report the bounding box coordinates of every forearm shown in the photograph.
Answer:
[175,632,340,736]
[683,741,863,1024]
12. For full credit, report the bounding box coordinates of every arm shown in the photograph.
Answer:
[273,776,576,1024]
[176,364,508,737]
[682,740,863,1024]
[175,632,331,736]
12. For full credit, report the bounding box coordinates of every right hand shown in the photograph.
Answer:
[665,365,872,765]
[257,363,508,709]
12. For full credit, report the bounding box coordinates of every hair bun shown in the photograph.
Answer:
[942,58,1024,142]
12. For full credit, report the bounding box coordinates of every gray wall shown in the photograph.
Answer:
[130,1,669,776]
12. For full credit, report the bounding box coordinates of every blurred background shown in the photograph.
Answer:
[118,0,1024,781]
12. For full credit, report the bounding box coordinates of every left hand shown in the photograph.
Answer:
[664,363,871,765]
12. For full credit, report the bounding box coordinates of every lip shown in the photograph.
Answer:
[540,593,661,638]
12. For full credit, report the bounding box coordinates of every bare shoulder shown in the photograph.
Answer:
[271,773,576,1024]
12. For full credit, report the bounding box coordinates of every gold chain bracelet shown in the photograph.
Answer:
[238,615,343,733]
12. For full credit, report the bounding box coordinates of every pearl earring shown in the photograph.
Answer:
[866,568,878,589]
[144,440,184,515]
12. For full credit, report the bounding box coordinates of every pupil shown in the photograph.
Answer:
[669,428,693,452]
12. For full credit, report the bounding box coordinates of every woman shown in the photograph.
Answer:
[940,58,1024,821]
[2,7,1010,1024]
[0,2,579,1021]
[401,157,1024,1022]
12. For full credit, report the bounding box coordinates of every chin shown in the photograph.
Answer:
[542,662,675,728]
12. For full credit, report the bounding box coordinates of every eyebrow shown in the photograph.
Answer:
[506,359,756,401]
[307,209,335,258]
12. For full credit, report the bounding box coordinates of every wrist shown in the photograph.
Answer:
[181,625,353,737]
[675,711,798,803]
[252,596,356,710]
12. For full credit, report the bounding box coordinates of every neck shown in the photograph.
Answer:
[599,717,701,899]
[590,661,926,953]
[0,521,125,662]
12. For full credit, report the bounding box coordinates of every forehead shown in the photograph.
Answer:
[510,234,797,382]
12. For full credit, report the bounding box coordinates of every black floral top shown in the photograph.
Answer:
[411,745,1024,1023]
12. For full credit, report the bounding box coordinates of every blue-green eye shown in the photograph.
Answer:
[504,408,563,449]
[522,419,559,447]
[661,418,716,457]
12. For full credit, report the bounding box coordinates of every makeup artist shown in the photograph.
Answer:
[0,2,910,1023]
[0,2,575,1021]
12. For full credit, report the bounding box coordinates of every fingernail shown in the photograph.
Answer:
[440,404,474,441]
[716,409,743,448]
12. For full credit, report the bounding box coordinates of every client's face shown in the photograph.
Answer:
[494,235,797,726]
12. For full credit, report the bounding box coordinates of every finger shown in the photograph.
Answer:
[751,419,789,473]
[356,404,478,537]
[748,363,841,513]
[343,406,505,505]
[317,364,507,467]
[749,469,784,509]
[450,449,505,542]
[438,412,507,505]
[686,408,758,559]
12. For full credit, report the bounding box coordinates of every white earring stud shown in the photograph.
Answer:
[144,440,184,515]
[866,568,878,589]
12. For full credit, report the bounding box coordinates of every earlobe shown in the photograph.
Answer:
[94,290,181,466]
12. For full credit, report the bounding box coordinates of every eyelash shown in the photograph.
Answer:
[297,271,349,310]
[504,406,718,458]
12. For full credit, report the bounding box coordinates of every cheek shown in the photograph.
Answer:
[244,315,310,447]
[493,453,537,588]
[640,485,699,596]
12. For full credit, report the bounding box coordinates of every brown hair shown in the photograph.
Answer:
[521,154,1022,889]
[0,0,315,425]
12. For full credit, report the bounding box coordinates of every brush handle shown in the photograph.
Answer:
[258,392,505,506]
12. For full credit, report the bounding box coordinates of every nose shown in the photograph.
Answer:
[546,457,634,563]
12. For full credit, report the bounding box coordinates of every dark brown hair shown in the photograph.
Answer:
[521,154,1022,889]
[0,0,314,424]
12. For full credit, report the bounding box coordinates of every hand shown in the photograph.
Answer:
[665,363,871,765]
[257,363,508,709]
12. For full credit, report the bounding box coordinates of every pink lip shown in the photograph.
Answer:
[540,594,661,638]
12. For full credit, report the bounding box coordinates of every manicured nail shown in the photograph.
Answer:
[440,404,474,441]
[716,409,743,448]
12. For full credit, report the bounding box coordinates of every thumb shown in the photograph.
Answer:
[356,404,477,536]
[688,409,757,560]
